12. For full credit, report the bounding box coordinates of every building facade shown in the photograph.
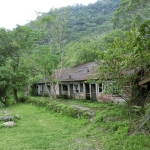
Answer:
[33,62,125,103]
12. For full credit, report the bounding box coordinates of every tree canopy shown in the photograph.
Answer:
[112,0,150,30]
[96,20,150,106]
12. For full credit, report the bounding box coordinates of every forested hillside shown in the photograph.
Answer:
[60,0,120,42]
[31,0,120,43]
[113,0,150,30]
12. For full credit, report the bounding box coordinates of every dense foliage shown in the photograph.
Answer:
[113,0,150,30]
[96,21,150,106]
[37,0,120,43]
[64,0,120,42]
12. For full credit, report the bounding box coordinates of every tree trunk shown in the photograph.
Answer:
[44,75,52,100]
[51,83,57,99]
[13,88,18,104]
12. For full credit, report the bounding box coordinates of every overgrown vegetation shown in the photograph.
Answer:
[0,99,150,149]
[113,0,150,30]
[96,20,150,104]
[26,97,150,134]
[26,97,93,120]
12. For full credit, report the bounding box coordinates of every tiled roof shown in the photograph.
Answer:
[35,60,137,84]
[35,78,49,84]
[53,62,97,81]
[35,62,97,84]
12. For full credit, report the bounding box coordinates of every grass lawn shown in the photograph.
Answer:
[0,98,150,150]
[0,104,92,150]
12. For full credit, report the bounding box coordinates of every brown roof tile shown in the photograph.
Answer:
[53,62,97,81]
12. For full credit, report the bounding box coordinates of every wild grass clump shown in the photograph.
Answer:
[57,94,69,99]
[26,97,49,107]
[84,101,150,150]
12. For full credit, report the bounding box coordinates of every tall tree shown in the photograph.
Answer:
[7,25,40,103]
[29,10,67,99]
[30,45,59,99]
[96,21,150,107]
[0,28,13,105]
[0,28,12,64]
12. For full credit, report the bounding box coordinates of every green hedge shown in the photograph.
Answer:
[26,97,49,107]
[26,97,92,120]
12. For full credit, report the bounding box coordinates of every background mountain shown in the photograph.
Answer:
[30,0,120,41]
[58,0,120,43]
[113,0,150,30]
[28,0,150,67]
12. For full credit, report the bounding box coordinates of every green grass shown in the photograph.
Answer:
[0,104,90,150]
[0,98,150,150]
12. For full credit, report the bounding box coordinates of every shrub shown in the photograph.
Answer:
[81,110,92,120]
[138,104,150,131]
[26,97,49,107]
[27,97,93,120]
[46,102,78,118]
[65,106,78,118]
[19,96,28,103]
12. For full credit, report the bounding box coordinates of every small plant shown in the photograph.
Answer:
[138,104,150,132]
[132,105,143,115]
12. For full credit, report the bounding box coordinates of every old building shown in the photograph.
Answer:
[33,62,125,103]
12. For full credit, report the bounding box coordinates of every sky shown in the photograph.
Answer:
[0,0,97,29]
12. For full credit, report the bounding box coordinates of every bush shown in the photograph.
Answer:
[57,95,69,100]
[65,106,78,118]
[0,101,5,108]
[26,97,49,107]
[27,97,92,120]
[46,102,78,118]
[19,96,28,103]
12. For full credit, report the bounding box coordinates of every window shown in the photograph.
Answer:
[99,83,102,92]
[63,85,68,91]
[74,84,79,93]
[80,84,83,92]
